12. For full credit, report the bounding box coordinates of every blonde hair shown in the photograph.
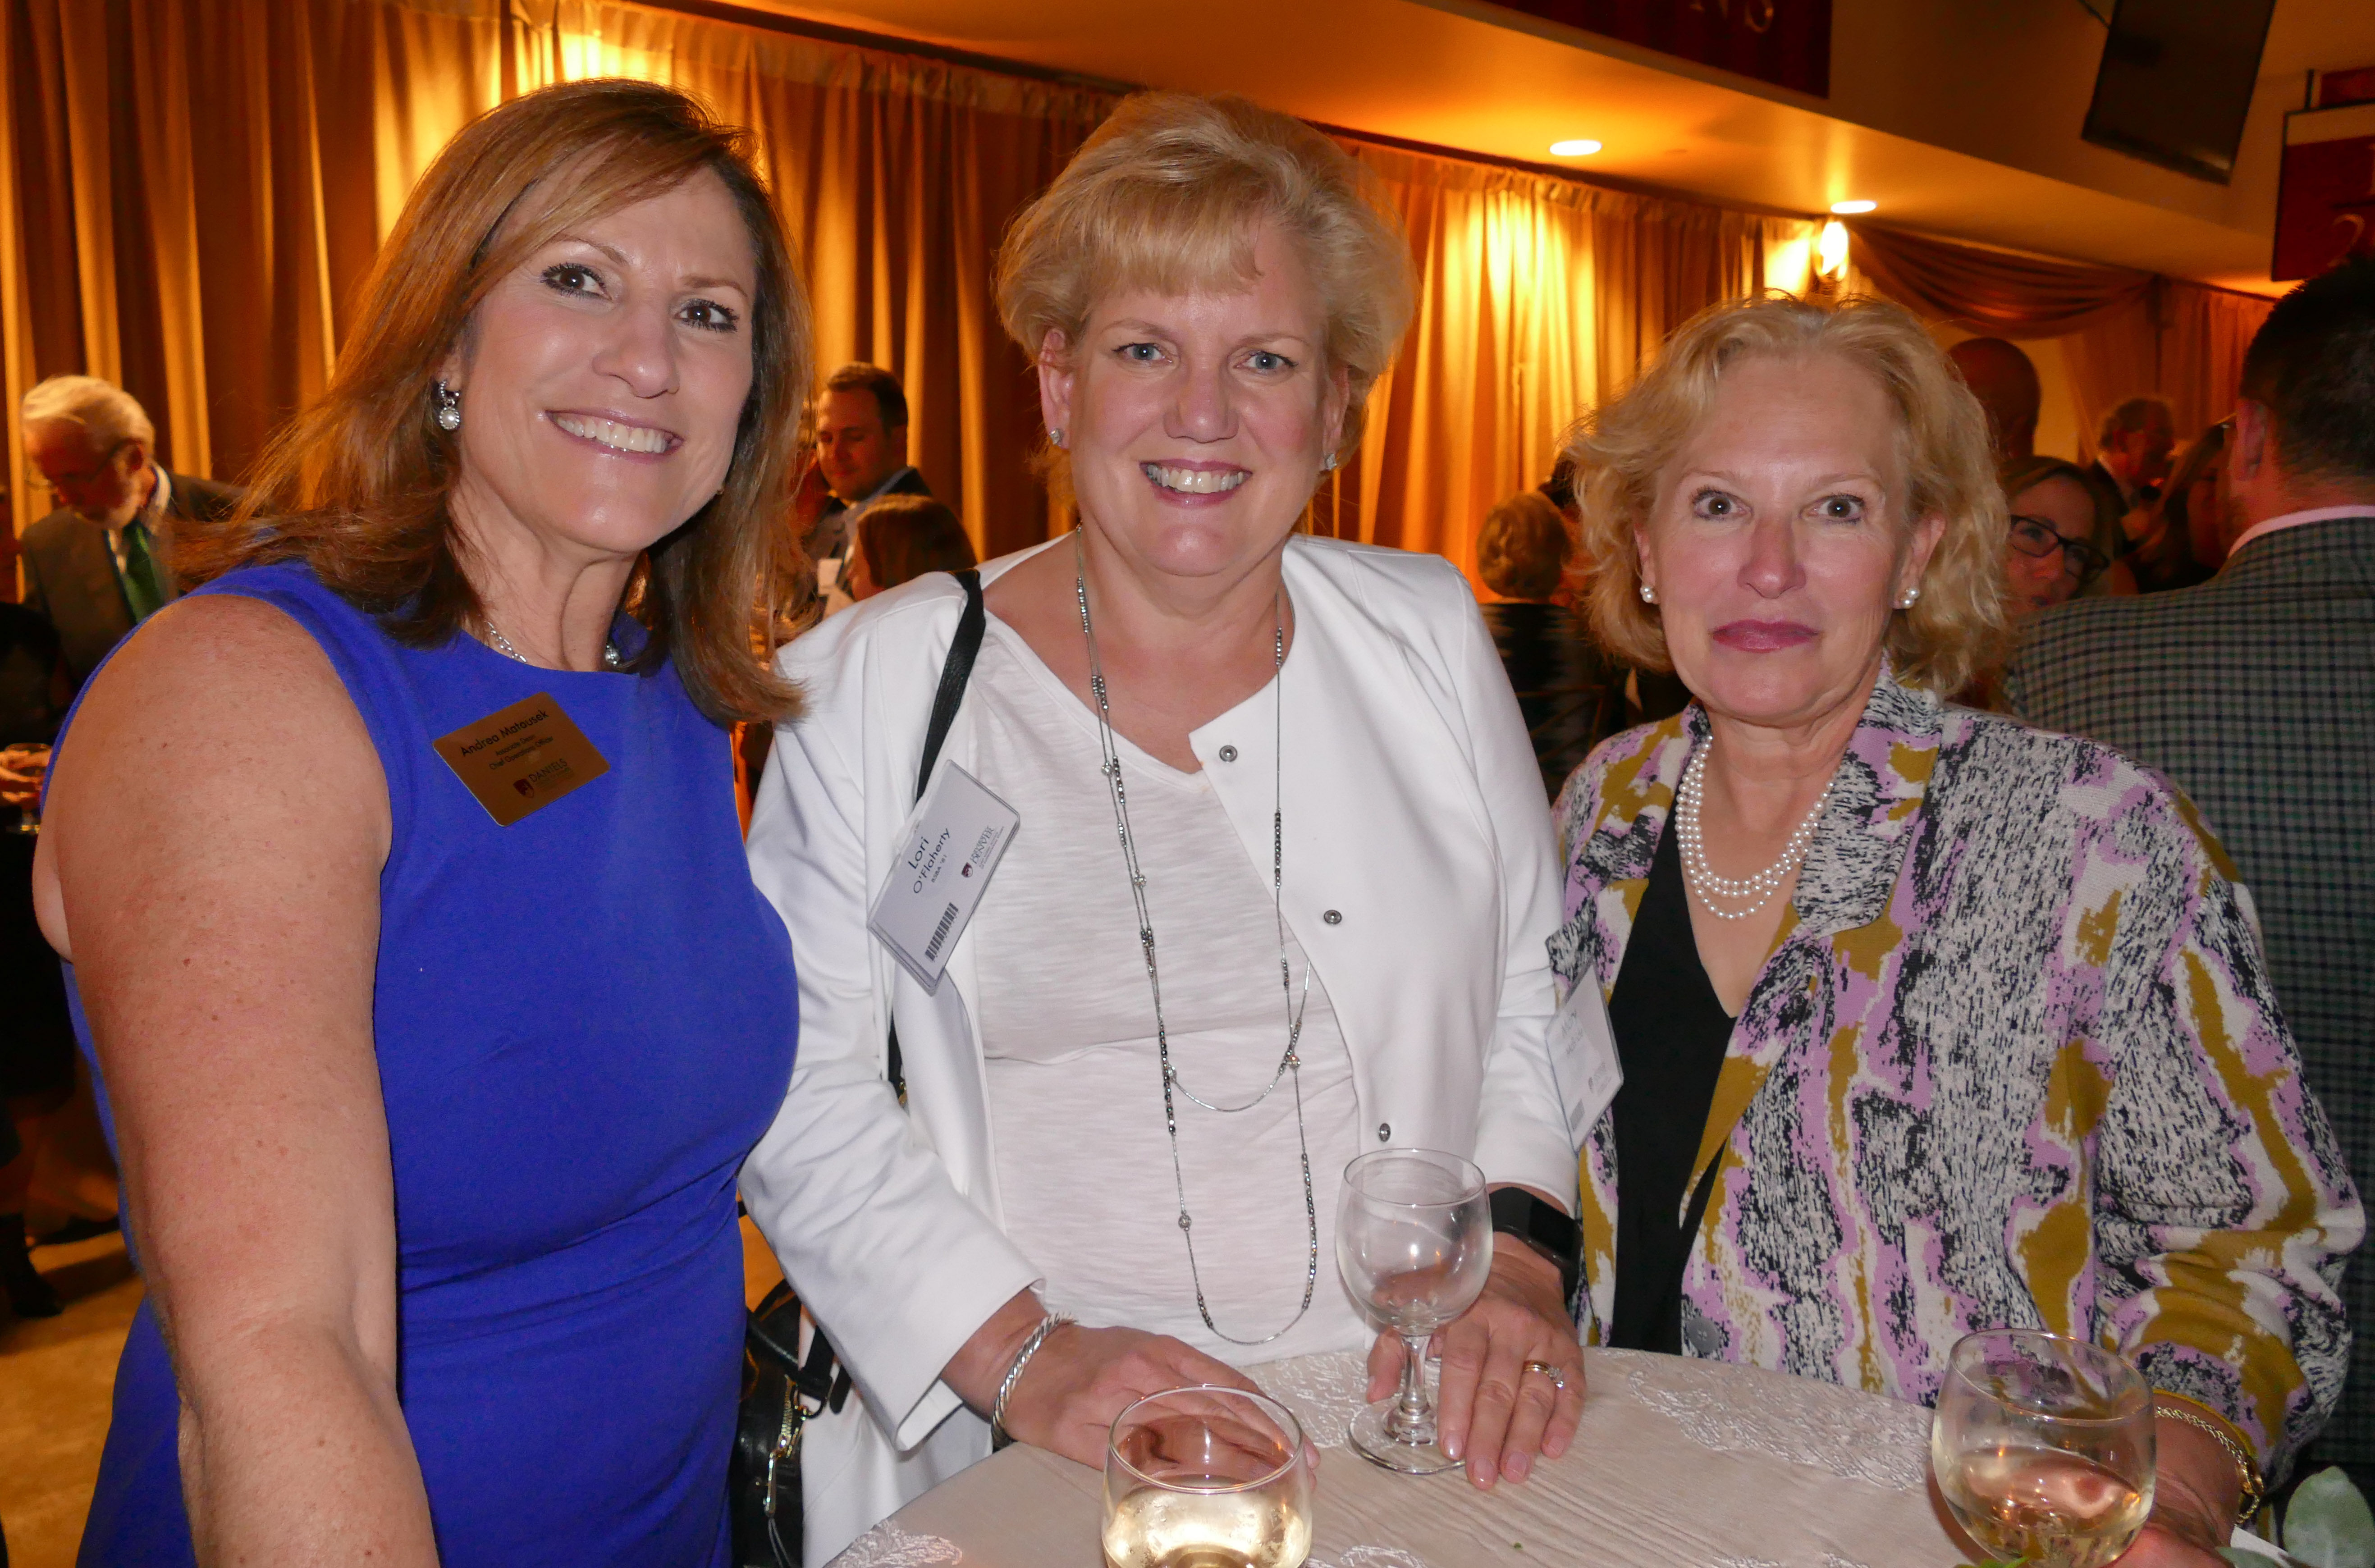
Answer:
[1569,293,2008,696]
[994,92,1413,483]
[1476,490,1572,600]
[22,375,155,453]
[193,79,811,726]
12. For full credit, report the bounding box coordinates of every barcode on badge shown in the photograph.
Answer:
[923,901,961,962]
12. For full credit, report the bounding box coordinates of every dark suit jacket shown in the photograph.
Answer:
[18,469,243,698]
[2000,514,2375,1462]
[810,465,932,561]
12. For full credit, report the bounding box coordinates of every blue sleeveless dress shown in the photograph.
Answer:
[67,562,798,1567]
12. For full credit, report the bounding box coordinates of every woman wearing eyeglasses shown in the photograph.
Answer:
[2000,456,2126,617]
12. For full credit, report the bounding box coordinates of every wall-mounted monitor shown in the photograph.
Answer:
[2080,0,2276,185]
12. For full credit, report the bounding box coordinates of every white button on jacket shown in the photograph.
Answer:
[739,533,1594,1564]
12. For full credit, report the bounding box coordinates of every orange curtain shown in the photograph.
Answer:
[1325,142,1817,581]
[0,0,1880,600]
[0,0,1113,586]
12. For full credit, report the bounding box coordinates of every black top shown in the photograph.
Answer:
[1477,601,1614,800]
[1605,821,1737,1354]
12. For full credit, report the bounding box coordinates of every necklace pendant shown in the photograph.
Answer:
[1177,1212,1193,1231]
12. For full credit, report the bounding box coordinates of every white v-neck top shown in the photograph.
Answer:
[967,617,1370,1366]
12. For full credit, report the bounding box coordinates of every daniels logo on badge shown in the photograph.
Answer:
[432,694,609,827]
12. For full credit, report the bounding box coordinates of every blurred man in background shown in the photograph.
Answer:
[1946,337,2042,463]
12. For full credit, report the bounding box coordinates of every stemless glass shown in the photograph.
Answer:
[1932,1328,2158,1568]
[1102,1386,1314,1568]
[1334,1147,1492,1474]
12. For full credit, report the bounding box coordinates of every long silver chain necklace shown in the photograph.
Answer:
[484,618,624,671]
[1674,739,1835,921]
[1075,538,1318,1347]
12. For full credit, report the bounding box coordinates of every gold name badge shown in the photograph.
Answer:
[432,693,610,826]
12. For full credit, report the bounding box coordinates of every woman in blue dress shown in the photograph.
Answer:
[32,79,807,1566]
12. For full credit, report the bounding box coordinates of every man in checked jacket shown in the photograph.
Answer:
[2004,256,2375,1494]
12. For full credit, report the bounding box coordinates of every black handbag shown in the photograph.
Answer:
[728,567,987,1568]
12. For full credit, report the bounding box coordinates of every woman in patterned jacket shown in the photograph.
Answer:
[1550,293,2358,1566]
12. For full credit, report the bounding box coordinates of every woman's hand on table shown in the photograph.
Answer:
[1366,1237,1585,1490]
[945,1288,1263,1470]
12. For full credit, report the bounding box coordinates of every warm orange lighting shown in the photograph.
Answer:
[1549,139,1603,157]
[1829,199,1877,215]
[1817,219,1850,279]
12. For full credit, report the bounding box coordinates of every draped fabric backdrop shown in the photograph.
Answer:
[1848,222,2274,462]
[0,0,2268,600]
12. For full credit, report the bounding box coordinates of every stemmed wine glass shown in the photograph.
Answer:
[1334,1147,1492,1474]
[1102,1386,1315,1568]
[1932,1328,2158,1568]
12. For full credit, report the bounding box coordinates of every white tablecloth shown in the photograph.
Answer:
[828,1348,1973,1568]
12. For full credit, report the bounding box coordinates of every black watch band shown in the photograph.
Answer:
[1490,1187,1582,1308]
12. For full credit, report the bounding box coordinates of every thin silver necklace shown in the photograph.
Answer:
[1075,536,1317,1348]
[483,618,624,671]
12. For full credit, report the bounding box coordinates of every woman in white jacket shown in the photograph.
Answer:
[742,92,1598,1563]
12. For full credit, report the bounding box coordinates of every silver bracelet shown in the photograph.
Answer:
[989,1312,1073,1445]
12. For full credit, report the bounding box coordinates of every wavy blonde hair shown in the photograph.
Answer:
[994,92,1414,493]
[1568,293,2008,696]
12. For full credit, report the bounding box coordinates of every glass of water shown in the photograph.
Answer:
[1335,1147,1492,1474]
[1102,1386,1313,1568]
[1932,1328,2157,1568]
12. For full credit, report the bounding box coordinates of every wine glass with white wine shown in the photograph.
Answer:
[1933,1328,2158,1568]
[1334,1147,1493,1475]
[1103,1385,1314,1568]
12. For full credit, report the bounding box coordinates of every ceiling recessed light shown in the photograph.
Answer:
[1830,199,1878,215]
[1549,139,1603,157]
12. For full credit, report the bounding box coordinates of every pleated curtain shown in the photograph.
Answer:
[0,0,2261,597]
[1848,221,2275,460]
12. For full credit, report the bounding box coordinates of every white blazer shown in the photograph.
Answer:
[740,533,1589,1563]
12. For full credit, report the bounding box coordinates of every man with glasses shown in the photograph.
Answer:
[18,376,242,700]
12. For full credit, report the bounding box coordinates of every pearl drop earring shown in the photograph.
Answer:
[1639,583,1657,604]
[1899,585,1922,608]
[433,380,462,433]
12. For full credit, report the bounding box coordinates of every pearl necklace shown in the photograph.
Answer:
[1675,741,1835,921]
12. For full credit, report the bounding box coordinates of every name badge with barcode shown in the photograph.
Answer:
[866,763,1018,993]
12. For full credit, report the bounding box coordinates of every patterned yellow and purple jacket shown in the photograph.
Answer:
[1548,670,2361,1473]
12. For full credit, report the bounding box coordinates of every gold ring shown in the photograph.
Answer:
[1521,1359,1570,1393]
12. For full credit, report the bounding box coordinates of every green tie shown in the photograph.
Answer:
[119,521,168,623]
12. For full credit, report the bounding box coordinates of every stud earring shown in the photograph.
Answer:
[1899,585,1922,608]
[1639,583,1657,604]
[1321,452,1338,473]
[433,380,462,433]
[1048,427,1066,448]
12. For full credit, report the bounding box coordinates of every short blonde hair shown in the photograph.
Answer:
[1569,293,2008,695]
[1476,490,1572,600]
[995,93,1414,473]
[23,375,155,453]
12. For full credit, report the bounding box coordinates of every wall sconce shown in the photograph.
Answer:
[1817,219,1849,281]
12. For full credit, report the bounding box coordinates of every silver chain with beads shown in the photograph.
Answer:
[1073,535,1317,1348]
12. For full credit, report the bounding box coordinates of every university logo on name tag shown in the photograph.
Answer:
[432,693,610,827]
[868,763,1019,993]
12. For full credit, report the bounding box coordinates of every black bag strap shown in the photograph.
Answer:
[915,568,985,802]
[886,567,986,1099]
